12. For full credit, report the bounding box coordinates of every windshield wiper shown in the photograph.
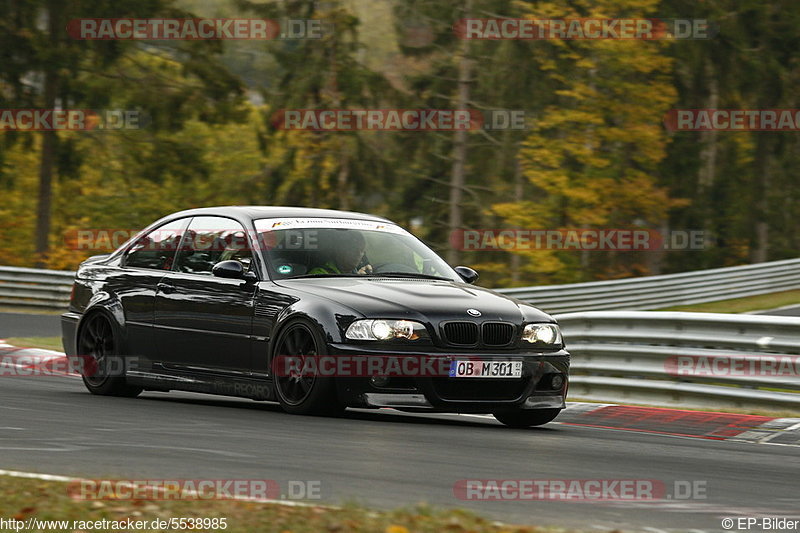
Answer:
[281,272,453,281]
[282,273,363,280]
[368,272,452,281]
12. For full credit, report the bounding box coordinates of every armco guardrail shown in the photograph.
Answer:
[558,311,800,410]
[497,257,800,314]
[0,266,73,310]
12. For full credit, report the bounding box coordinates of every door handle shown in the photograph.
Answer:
[157,282,176,294]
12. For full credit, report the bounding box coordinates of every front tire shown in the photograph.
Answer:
[272,319,344,416]
[77,312,142,398]
[493,408,561,428]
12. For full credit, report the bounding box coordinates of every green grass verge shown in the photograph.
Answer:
[658,289,800,313]
[6,337,64,351]
[0,305,63,315]
[0,475,580,533]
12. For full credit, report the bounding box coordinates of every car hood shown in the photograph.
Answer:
[275,277,553,324]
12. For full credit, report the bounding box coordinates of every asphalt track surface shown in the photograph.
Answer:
[0,312,61,338]
[1,309,799,531]
[1,374,798,533]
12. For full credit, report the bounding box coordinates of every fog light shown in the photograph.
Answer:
[370,376,390,388]
[550,374,564,390]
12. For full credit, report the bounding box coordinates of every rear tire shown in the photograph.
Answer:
[272,319,344,416]
[493,408,561,428]
[77,312,142,398]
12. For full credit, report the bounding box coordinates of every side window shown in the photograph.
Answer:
[124,219,188,270]
[174,216,253,276]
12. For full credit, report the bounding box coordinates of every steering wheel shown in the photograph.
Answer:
[371,263,418,274]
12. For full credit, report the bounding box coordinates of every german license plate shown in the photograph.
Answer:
[448,360,522,378]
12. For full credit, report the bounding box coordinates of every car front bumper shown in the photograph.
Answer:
[327,343,569,413]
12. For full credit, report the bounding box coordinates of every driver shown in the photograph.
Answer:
[309,230,373,275]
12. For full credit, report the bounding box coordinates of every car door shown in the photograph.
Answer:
[153,215,257,372]
[115,217,189,361]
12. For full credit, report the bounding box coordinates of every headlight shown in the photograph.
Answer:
[521,323,562,345]
[345,319,427,341]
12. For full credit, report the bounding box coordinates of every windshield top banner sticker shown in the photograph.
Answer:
[256,218,408,234]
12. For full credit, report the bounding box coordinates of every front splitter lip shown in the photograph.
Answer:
[360,392,566,412]
[362,393,432,409]
[523,394,567,409]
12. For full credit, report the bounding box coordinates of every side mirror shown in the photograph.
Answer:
[454,266,479,284]
[212,260,256,281]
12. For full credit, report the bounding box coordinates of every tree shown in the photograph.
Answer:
[494,0,682,283]
[0,0,247,266]
[237,0,401,213]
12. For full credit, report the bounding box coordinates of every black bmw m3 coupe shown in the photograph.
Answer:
[62,206,569,427]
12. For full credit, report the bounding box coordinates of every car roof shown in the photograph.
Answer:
[165,205,392,223]
[104,206,397,263]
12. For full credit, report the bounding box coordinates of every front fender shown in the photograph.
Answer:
[269,299,362,357]
[76,295,128,355]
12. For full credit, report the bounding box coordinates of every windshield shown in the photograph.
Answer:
[254,218,459,281]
